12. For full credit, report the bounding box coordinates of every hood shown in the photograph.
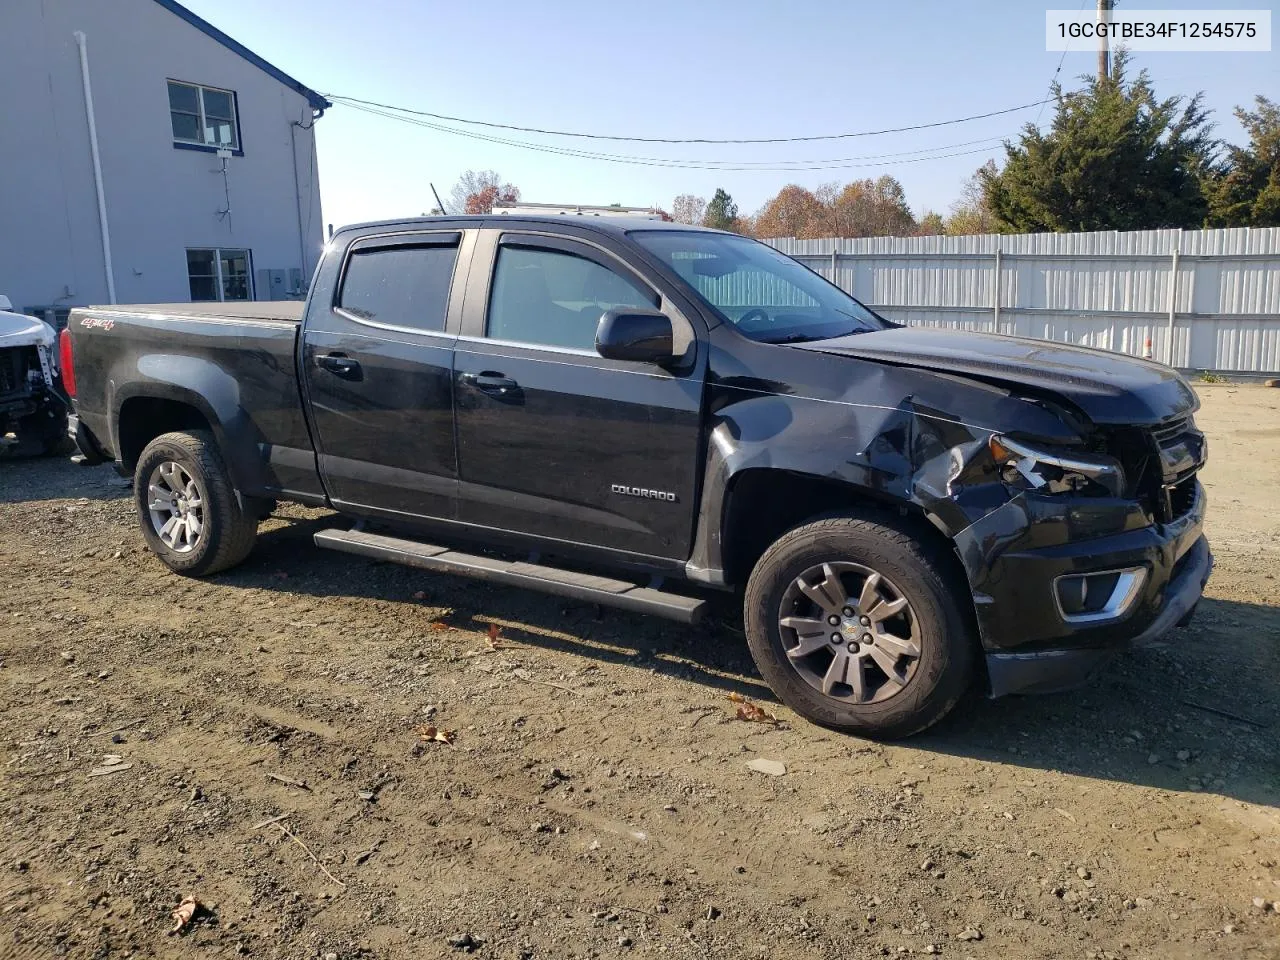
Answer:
[0,310,56,351]
[795,327,1198,426]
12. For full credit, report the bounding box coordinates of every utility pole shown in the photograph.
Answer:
[1097,0,1113,81]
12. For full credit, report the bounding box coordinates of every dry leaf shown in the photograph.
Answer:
[483,622,518,651]
[429,621,449,631]
[416,724,455,745]
[171,895,200,934]
[727,692,778,724]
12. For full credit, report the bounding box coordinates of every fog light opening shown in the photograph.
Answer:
[1054,568,1146,624]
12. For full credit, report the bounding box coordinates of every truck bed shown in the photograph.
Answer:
[88,301,304,323]
[68,300,322,502]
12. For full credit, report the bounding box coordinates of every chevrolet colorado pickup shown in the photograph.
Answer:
[62,216,1212,738]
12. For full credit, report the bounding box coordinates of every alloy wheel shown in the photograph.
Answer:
[146,461,205,553]
[777,561,922,704]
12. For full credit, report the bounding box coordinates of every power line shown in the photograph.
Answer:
[1034,0,1090,129]
[339,99,1008,172]
[324,93,1052,145]
[342,100,1005,167]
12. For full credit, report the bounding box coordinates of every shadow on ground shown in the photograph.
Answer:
[17,457,1274,808]
[0,456,129,504]
[219,512,1280,810]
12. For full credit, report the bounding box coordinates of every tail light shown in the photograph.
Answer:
[59,327,76,398]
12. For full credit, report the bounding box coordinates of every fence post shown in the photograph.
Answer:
[992,247,1002,334]
[830,246,839,287]
[1166,230,1182,366]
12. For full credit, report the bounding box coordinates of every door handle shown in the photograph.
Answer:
[316,353,362,379]
[462,371,519,393]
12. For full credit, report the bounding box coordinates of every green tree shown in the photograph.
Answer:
[1205,96,1280,227]
[703,188,741,231]
[984,53,1216,232]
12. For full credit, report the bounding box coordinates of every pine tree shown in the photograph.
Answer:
[1205,96,1280,227]
[703,189,741,231]
[984,53,1216,232]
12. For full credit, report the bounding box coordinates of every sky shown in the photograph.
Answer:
[181,0,1276,232]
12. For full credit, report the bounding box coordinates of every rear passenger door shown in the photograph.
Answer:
[452,231,705,562]
[302,230,469,521]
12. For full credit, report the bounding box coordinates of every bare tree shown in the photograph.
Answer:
[915,211,946,235]
[464,183,520,214]
[449,170,519,215]
[671,194,707,225]
[945,160,1000,235]
[752,185,824,238]
[753,177,916,239]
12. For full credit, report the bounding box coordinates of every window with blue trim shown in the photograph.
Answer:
[168,81,239,150]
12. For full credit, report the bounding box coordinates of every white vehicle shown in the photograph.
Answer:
[0,295,69,456]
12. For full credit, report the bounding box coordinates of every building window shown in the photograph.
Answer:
[168,81,239,150]
[187,249,252,301]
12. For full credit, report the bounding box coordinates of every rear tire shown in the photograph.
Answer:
[134,430,258,576]
[744,512,973,739]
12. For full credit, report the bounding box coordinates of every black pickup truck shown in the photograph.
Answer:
[62,216,1211,737]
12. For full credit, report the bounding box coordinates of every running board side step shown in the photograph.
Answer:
[314,528,707,624]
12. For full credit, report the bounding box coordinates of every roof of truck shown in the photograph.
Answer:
[333,215,727,239]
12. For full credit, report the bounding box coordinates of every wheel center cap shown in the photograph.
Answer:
[840,617,859,633]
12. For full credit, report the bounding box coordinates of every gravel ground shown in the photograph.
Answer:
[1,386,1278,960]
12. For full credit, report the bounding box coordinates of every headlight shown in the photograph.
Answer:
[989,435,1124,497]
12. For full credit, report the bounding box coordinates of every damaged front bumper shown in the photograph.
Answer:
[984,534,1211,696]
[956,480,1212,697]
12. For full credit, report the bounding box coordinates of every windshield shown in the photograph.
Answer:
[632,230,885,343]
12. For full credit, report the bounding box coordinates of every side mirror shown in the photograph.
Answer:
[0,295,12,312]
[595,309,675,365]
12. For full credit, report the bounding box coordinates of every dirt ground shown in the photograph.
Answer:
[2,386,1278,960]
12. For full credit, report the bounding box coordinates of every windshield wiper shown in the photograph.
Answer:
[764,333,825,344]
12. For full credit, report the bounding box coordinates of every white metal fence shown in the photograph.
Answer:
[764,227,1280,373]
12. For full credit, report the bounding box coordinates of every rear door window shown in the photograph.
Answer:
[338,243,460,333]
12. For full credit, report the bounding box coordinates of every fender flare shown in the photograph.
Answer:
[110,355,270,495]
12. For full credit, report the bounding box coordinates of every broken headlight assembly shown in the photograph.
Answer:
[988,435,1124,497]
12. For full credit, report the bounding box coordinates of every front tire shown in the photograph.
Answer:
[133,430,258,576]
[744,513,974,739]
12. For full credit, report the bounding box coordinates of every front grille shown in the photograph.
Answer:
[1087,425,1155,499]
[1166,474,1198,521]
[1151,415,1191,445]
[0,348,34,401]
[1091,413,1204,522]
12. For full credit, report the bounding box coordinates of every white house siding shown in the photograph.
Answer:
[0,0,324,316]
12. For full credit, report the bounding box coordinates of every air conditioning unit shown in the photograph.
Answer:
[255,269,308,301]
